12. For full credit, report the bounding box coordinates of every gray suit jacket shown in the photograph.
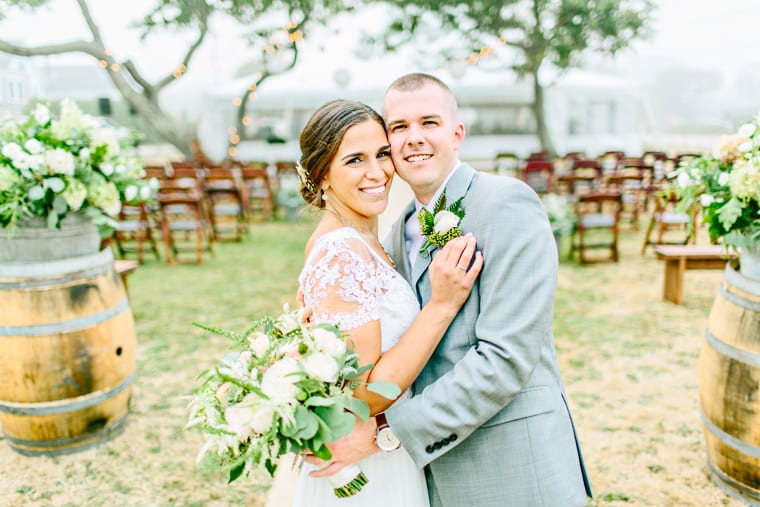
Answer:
[384,164,592,507]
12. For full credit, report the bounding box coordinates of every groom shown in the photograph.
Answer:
[311,72,592,506]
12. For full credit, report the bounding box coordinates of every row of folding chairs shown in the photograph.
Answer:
[112,159,286,264]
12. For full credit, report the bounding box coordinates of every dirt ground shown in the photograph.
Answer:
[0,227,752,506]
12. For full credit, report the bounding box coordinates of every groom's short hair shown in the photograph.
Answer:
[386,73,456,104]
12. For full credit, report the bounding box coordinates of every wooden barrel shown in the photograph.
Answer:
[0,248,136,456]
[700,262,760,504]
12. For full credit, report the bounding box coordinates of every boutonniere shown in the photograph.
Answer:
[417,189,466,258]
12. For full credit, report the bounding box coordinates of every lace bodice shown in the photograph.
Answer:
[298,227,420,353]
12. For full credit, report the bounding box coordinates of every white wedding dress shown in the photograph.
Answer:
[292,227,430,507]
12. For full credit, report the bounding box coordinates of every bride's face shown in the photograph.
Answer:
[321,119,395,222]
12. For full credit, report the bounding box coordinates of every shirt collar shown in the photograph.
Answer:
[414,160,463,215]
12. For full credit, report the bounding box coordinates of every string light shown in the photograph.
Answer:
[248,83,257,91]
[105,49,112,56]
[99,60,107,68]
[228,126,238,135]
[228,147,237,157]
[242,116,251,126]
[230,134,240,145]
[232,98,242,106]
[110,63,120,72]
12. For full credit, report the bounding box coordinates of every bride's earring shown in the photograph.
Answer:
[321,190,328,201]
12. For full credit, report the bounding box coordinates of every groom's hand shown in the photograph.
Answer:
[306,416,379,477]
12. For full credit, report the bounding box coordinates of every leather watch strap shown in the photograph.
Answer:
[376,412,389,430]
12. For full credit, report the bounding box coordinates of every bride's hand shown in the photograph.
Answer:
[428,233,482,309]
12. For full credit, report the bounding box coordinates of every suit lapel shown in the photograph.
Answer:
[386,201,415,285]
[410,164,477,289]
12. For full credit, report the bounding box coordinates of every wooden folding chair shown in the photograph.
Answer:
[203,166,247,241]
[570,190,623,264]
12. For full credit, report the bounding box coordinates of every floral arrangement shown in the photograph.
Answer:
[541,193,576,237]
[0,99,157,236]
[186,307,399,498]
[669,115,760,250]
[418,189,465,257]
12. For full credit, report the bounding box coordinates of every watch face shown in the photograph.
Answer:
[377,427,400,451]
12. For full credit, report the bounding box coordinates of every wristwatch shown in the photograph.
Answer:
[375,412,400,452]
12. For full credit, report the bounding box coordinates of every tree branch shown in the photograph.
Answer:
[76,0,104,46]
[154,21,208,91]
[123,59,155,95]
[0,39,99,58]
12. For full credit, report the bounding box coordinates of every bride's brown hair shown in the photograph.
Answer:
[298,100,385,208]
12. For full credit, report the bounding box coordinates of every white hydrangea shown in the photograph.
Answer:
[44,148,76,176]
[32,103,50,125]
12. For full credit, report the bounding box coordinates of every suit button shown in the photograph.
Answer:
[425,445,434,454]
[433,441,443,450]
[449,433,457,442]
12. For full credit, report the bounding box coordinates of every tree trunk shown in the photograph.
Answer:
[531,68,556,157]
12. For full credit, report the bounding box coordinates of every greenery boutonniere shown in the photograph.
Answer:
[417,189,465,258]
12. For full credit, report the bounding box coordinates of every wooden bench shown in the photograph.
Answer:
[114,259,139,295]
[654,245,737,304]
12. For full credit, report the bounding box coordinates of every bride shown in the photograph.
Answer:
[290,99,482,506]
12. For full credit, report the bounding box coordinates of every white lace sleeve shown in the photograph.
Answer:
[298,230,383,331]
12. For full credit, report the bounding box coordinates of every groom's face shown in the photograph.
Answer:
[383,84,465,205]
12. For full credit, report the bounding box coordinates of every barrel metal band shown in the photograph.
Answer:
[4,414,128,450]
[0,371,135,415]
[0,263,112,290]
[704,328,760,368]
[720,283,760,312]
[700,410,760,459]
[0,297,129,337]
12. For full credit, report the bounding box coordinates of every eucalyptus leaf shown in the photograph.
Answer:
[52,196,68,214]
[342,396,370,421]
[28,185,45,200]
[304,396,337,407]
[44,177,65,193]
[46,211,58,229]
[367,381,401,400]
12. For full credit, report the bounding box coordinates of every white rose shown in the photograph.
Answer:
[249,403,275,434]
[738,141,753,153]
[699,193,715,207]
[124,185,138,202]
[260,358,300,403]
[24,139,43,155]
[101,163,114,176]
[33,104,50,125]
[301,352,340,383]
[139,185,153,200]
[433,210,460,235]
[11,152,32,171]
[717,171,730,186]
[225,404,255,438]
[2,142,22,159]
[313,327,346,358]
[79,148,91,161]
[676,172,692,188]
[247,331,270,357]
[738,123,756,139]
[276,313,300,334]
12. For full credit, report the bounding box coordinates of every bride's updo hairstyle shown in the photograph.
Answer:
[297,100,385,208]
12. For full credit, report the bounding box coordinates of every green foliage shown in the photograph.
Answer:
[666,115,760,249]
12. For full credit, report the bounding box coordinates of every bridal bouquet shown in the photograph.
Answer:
[0,99,156,236]
[187,307,399,498]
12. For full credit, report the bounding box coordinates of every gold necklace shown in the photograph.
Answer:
[323,208,396,268]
